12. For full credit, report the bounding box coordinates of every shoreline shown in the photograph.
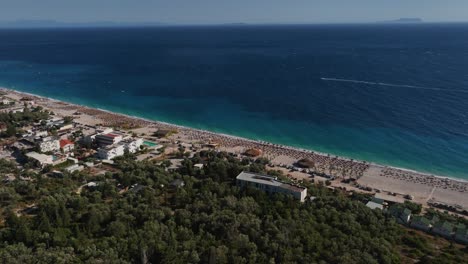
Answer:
[2,87,468,210]
[3,87,467,184]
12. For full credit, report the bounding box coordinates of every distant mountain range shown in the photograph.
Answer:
[0,20,166,28]
[379,18,423,24]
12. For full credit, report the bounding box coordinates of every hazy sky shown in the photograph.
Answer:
[1,0,467,24]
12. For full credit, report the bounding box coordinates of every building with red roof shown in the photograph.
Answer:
[60,139,75,153]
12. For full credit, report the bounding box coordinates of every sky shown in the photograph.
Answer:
[0,0,467,24]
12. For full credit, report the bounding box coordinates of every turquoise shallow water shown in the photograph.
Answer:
[1,24,468,179]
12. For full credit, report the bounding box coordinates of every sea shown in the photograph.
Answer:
[0,24,468,179]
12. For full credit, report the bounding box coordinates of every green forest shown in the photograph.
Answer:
[0,151,466,263]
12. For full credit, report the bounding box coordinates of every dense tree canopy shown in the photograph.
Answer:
[0,152,466,263]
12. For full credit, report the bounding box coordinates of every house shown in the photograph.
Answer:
[1,98,11,105]
[34,130,48,137]
[97,138,143,160]
[0,107,24,114]
[86,182,98,188]
[236,172,307,202]
[98,144,125,160]
[121,137,143,153]
[60,139,75,153]
[366,201,383,210]
[38,137,60,153]
[167,159,183,171]
[367,196,386,210]
[194,163,204,169]
[371,197,385,205]
[388,206,412,224]
[410,216,432,232]
[26,152,53,167]
[58,123,73,132]
[95,133,123,146]
[455,224,468,244]
[65,164,84,173]
[432,221,454,238]
[398,208,412,224]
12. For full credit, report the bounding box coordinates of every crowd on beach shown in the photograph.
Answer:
[180,126,369,179]
[380,168,468,193]
[7,89,467,198]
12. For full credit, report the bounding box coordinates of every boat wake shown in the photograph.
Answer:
[321,77,468,94]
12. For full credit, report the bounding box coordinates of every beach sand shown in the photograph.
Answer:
[2,88,467,211]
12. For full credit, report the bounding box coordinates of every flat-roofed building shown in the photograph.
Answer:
[410,216,432,232]
[97,137,143,160]
[366,201,383,210]
[65,164,84,173]
[0,107,24,114]
[26,152,53,167]
[95,133,123,146]
[38,137,60,153]
[98,144,125,160]
[236,172,307,202]
[1,98,11,105]
[58,123,73,132]
[388,206,412,224]
[122,138,143,153]
[432,221,454,238]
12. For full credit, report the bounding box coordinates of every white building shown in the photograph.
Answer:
[26,152,53,166]
[97,138,143,160]
[0,107,24,114]
[1,98,11,105]
[366,201,383,210]
[38,137,60,153]
[58,124,74,132]
[95,133,123,146]
[35,131,48,137]
[60,139,75,153]
[98,144,125,160]
[236,172,307,202]
[122,138,143,153]
[65,164,84,173]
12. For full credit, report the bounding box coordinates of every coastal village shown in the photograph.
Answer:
[0,88,467,246]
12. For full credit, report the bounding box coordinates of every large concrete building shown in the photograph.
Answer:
[98,144,125,160]
[38,137,60,153]
[95,133,123,146]
[97,138,143,160]
[26,152,53,166]
[236,172,307,202]
[122,138,143,153]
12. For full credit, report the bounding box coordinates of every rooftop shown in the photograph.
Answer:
[366,201,384,210]
[236,171,306,193]
[237,172,282,187]
[60,139,74,148]
[413,216,431,226]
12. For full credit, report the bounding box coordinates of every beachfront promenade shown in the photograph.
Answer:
[3,88,467,211]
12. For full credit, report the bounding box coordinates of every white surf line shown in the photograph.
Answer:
[321,77,468,94]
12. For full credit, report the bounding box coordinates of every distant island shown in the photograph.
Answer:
[0,20,166,28]
[380,18,423,23]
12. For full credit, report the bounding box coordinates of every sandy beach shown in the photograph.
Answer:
[2,87,467,211]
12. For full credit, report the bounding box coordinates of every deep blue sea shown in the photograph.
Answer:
[0,24,468,179]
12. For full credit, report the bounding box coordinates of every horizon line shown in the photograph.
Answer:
[1,20,468,29]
